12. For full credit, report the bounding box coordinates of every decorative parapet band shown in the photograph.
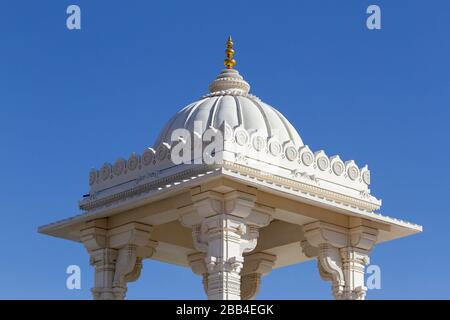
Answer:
[86,123,373,207]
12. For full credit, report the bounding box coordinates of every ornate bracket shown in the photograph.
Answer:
[302,221,378,300]
[81,220,158,300]
[318,243,345,298]
[188,252,208,293]
[240,252,276,300]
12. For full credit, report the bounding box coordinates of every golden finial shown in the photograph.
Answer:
[224,36,236,69]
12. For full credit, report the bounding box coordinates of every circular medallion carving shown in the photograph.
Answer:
[252,136,266,151]
[224,124,233,141]
[235,129,249,146]
[89,169,97,186]
[100,164,111,181]
[268,140,282,156]
[301,151,314,166]
[285,146,298,161]
[317,156,329,171]
[142,149,155,166]
[127,154,139,171]
[362,170,371,185]
[332,161,344,176]
[348,166,359,180]
[113,159,125,176]
[157,145,167,161]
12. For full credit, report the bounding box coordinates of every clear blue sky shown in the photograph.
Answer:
[1,0,449,299]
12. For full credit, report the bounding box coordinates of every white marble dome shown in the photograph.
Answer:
[154,68,304,148]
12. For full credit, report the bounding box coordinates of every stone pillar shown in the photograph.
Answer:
[180,191,272,300]
[81,219,158,300]
[301,221,378,300]
[89,248,118,300]
[240,252,276,300]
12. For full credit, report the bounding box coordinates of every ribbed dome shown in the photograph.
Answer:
[154,68,303,148]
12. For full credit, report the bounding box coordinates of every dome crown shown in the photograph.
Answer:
[155,38,303,149]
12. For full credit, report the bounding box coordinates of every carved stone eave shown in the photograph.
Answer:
[40,169,421,257]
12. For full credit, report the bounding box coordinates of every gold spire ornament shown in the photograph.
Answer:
[224,36,236,69]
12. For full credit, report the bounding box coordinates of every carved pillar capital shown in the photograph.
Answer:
[81,219,108,252]
[81,220,158,300]
[303,221,349,248]
[180,191,273,300]
[302,221,378,300]
[179,191,272,228]
[350,225,378,251]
